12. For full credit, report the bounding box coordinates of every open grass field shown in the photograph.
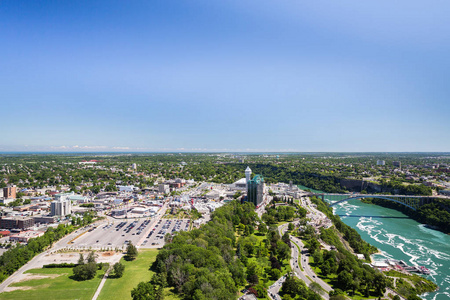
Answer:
[98,249,181,300]
[0,267,106,300]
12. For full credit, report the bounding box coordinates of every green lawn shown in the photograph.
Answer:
[253,230,267,243]
[98,249,181,300]
[0,267,106,300]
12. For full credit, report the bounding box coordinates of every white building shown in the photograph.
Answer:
[231,178,247,190]
[158,184,170,194]
[377,160,385,166]
[68,194,89,204]
[131,207,148,214]
[245,166,252,184]
[230,166,253,191]
[50,192,72,217]
[118,185,136,192]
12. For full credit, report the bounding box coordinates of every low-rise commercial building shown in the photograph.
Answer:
[33,216,57,224]
[0,216,35,230]
[0,230,10,237]
[111,209,126,217]
[9,230,44,243]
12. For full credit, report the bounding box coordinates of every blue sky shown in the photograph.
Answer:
[1,0,449,152]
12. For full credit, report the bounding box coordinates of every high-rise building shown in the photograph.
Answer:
[247,174,265,207]
[158,184,170,194]
[132,163,137,170]
[50,192,72,216]
[376,160,385,166]
[393,161,401,168]
[3,185,16,199]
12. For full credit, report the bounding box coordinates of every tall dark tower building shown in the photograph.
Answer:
[247,175,264,207]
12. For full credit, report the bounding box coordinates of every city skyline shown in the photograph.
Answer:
[1,0,449,152]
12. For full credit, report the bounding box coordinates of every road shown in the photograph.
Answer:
[268,275,286,300]
[0,217,109,293]
[289,237,312,286]
[0,204,169,294]
[256,195,272,218]
[277,223,332,300]
[290,236,331,299]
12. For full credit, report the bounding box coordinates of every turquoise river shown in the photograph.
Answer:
[298,187,450,300]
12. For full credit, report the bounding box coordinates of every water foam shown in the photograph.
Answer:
[336,200,450,300]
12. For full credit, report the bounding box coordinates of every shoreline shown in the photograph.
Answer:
[369,249,383,263]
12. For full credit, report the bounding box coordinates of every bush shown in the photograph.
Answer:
[126,242,138,260]
[113,262,125,278]
[43,263,77,268]
[73,262,97,280]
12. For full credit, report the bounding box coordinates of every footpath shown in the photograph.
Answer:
[0,218,108,293]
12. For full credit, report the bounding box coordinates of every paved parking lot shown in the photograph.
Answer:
[70,219,153,249]
[140,219,190,248]
[69,218,190,250]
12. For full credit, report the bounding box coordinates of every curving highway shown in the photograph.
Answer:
[277,222,332,300]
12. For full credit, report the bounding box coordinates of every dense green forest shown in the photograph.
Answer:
[302,198,386,298]
[148,201,255,299]
[132,201,318,300]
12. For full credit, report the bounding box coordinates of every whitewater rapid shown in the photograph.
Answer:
[330,200,450,300]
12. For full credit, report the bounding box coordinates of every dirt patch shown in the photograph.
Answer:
[101,251,115,257]
[4,284,50,292]
[19,272,65,282]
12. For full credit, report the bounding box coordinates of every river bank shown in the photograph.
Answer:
[298,185,449,300]
[330,199,450,300]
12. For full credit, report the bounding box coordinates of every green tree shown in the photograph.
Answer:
[337,270,353,291]
[288,223,294,231]
[259,223,268,235]
[87,251,96,264]
[373,273,387,296]
[270,268,281,280]
[73,262,97,280]
[151,272,167,288]
[126,242,138,260]
[77,253,85,265]
[131,282,155,300]
[277,241,291,262]
[113,262,125,278]
[321,261,331,276]
[312,250,323,265]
